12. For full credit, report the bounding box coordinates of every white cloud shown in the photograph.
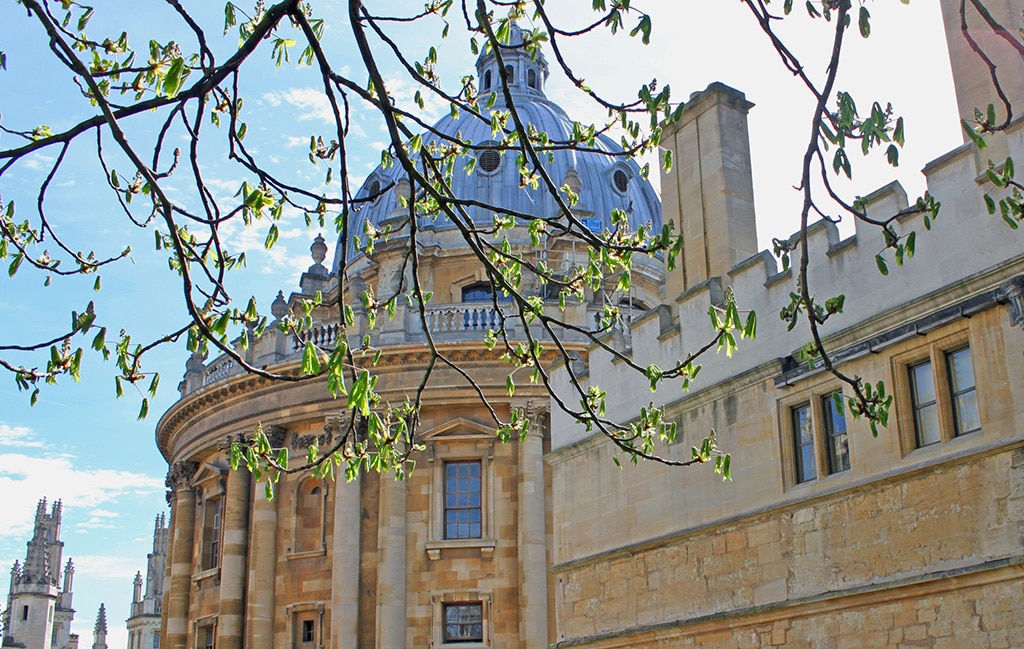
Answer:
[0,451,164,538]
[77,508,121,530]
[0,423,46,448]
[72,554,141,580]
[263,87,337,123]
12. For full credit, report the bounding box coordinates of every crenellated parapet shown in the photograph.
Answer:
[553,89,1024,451]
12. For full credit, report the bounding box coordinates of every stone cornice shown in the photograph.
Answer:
[157,341,574,460]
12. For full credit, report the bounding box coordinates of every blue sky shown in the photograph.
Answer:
[0,2,961,646]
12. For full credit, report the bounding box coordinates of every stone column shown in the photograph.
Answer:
[376,472,407,649]
[217,464,251,649]
[162,462,197,649]
[245,475,279,648]
[331,474,361,648]
[518,404,549,649]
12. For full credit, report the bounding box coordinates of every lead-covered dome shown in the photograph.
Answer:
[333,23,661,272]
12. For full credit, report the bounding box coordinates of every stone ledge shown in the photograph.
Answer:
[424,538,497,560]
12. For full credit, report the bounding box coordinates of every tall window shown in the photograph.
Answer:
[152,632,160,649]
[444,461,482,539]
[294,480,325,553]
[527,69,537,89]
[946,346,980,436]
[203,498,222,570]
[909,360,941,446]
[443,603,483,644]
[792,404,816,483]
[203,627,214,649]
[823,393,850,473]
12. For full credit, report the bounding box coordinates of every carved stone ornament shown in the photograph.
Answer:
[264,425,288,448]
[291,429,333,450]
[165,461,198,491]
[1000,274,1024,329]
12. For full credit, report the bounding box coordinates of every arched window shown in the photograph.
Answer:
[293,478,325,553]
[527,69,537,89]
[504,65,514,84]
[461,282,509,303]
[483,70,492,91]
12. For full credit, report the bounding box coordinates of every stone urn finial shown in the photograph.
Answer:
[310,234,328,266]
[271,290,289,321]
[562,168,582,195]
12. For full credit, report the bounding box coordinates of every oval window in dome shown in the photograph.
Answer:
[478,149,501,173]
[367,179,381,199]
[613,169,629,193]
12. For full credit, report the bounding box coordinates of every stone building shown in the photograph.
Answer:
[2,498,79,649]
[155,1,1024,648]
[125,515,168,649]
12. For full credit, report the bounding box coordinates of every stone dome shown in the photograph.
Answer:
[332,24,661,272]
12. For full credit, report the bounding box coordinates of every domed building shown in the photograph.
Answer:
[157,2,1024,648]
[156,24,663,649]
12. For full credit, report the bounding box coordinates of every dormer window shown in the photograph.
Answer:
[367,179,381,201]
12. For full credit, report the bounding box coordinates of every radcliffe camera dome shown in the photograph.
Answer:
[332,22,661,273]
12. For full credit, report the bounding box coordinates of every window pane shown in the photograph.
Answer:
[954,392,981,435]
[910,362,936,404]
[823,393,850,474]
[946,347,980,435]
[792,404,815,483]
[915,403,941,446]
[909,360,940,447]
[947,347,975,393]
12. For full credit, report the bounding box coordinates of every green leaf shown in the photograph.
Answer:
[8,253,23,277]
[858,6,871,38]
[137,398,149,420]
[77,6,94,31]
[265,223,279,249]
[961,119,987,150]
[301,341,322,374]
[875,254,888,276]
[163,57,186,97]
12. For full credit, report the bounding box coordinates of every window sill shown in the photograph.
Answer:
[286,547,327,560]
[425,538,496,561]
[192,567,220,585]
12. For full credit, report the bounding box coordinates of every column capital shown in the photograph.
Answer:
[165,462,198,492]
[512,400,550,440]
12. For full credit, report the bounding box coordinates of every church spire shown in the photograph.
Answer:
[92,603,108,649]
